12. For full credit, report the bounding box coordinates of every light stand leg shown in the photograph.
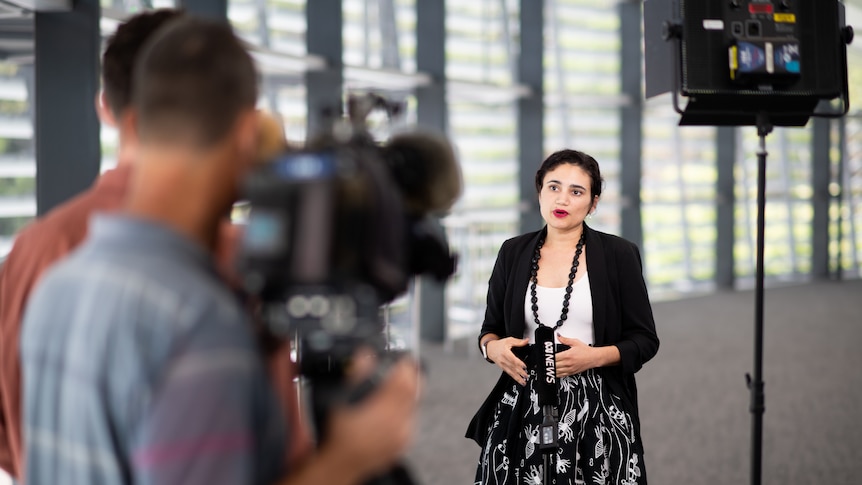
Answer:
[749,114,772,485]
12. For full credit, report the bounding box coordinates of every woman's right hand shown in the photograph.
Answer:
[486,337,530,386]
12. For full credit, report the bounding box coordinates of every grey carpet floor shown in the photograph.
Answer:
[405,279,862,485]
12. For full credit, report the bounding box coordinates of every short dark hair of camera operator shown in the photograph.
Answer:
[102,8,185,119]
[133,18,258,149]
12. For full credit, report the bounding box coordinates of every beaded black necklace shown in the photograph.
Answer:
[529,230,586,330]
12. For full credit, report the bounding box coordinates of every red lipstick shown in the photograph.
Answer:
[552,209,569,218]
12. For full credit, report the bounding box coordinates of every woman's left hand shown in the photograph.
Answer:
[554,335,598,377]
[555,335,621,377]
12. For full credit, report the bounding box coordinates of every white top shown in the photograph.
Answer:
[523,273,594,345]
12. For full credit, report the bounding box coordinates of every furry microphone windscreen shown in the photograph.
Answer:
[383,130,463,215]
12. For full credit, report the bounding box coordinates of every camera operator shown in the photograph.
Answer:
[20,16,420,485]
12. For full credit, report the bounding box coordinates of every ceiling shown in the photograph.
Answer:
[0,1,860,65]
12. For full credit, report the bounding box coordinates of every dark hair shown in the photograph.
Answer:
[534,149,603,198]
[133,17,258,148]
[102,8,184,119]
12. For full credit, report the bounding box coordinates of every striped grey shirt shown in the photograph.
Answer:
[21,215,286,485]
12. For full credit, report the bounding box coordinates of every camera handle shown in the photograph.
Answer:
[305,352,419,485]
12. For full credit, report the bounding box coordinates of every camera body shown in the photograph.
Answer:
[238,94,458,365]
[240,141,405,362]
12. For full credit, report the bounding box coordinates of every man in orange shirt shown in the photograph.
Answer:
[0,10,181,479]
[0,10,313,480]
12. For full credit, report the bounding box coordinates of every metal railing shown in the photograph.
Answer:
[442,209,517,354]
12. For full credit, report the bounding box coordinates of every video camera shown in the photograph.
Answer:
[236,95,460,484]
[238,94,459,359]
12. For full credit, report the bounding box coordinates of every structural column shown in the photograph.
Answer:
[811,117,831,279]
[178,0,228,19]
[34,0,101,215]
[518,0,544,234]
[416,0,447,132]
[415,0,447,342]
[715,126,737,289]
[306,0,343,136]
[619,0,644,250]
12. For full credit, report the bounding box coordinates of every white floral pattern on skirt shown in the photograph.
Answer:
[475,368,645,485]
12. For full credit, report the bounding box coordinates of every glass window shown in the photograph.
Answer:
[544,0,621,235]
[642,97,717,298]
[0,62,34,257]
[735,126,814,284]
[444,0,519,342]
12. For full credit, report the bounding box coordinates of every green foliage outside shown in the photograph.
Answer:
[0,216,32,236]
[0,178,35,197]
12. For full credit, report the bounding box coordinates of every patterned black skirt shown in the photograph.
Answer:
[474,361,646,485]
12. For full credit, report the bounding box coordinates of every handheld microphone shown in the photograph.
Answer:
[534,325,559,452]
[534,326,557,406]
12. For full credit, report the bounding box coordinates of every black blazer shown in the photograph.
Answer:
[466,224,660,445]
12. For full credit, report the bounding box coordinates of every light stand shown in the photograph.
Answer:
[645,2,854,482]
[747,112,772,485]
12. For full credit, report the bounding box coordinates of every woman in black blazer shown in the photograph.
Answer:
[467,149,659,485]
